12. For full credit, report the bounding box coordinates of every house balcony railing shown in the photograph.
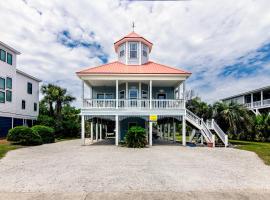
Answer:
[244,99,270,109]
[83,99,185,109]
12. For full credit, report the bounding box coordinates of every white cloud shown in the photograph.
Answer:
[0,0,270,106]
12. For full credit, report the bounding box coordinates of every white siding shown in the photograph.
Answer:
[15,72,39,119]
[0,42,40,120]
[0,43,17,117]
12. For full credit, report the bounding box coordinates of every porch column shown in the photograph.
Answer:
[116,80,119,109]
[90,121,93,143]
[167,123,170,140]
[149,121,153,146]
[95,122,98,142]
[139,81,141,108]
[173,122,176,142]
[99,123,102,140]
[81,115,85,145]
[160,124,163,139]
[82,81,84,106]
[11,117,14,128]
[126,82,128,99]
[150,80,152,109]
[115,115,119,146]
[261,90,263,106]
[183,81,186,108]
[182,115,186,146]
[251,93,254,108]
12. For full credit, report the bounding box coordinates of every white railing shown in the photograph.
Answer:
[83,99,184,109]
[244,99,270,109]
[263,99,270,106]
[83,99,116,108]
[212,120,227,145]
[186,109,212,143]
[253,101,261,108]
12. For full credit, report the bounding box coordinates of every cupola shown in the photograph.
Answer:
[114,31,153,65]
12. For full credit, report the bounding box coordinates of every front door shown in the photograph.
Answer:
[157,93,166,99]
[129,89,138,107]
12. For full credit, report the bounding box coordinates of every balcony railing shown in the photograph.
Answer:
[83,99,185,109]
[244,99,270,108]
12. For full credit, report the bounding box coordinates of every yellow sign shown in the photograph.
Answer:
[149,115,158,122]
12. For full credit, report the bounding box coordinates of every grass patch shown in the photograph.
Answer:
[0,140,22,159]
[230,140,270,165]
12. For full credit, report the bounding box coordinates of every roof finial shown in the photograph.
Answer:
[132,21,135,32]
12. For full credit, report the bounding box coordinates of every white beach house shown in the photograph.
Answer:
[0,41,41,137]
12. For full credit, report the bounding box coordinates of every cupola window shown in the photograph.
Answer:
[142,44,147,57]
[119,44,125,57]
[129,42,138,59]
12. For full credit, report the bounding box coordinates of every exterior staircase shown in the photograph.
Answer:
[186,109,228,147]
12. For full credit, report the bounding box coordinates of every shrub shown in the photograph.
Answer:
[32,125,55,143]
[7,126,42,146]
[125,126,147,148]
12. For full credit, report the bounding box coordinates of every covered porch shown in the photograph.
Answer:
[80,114,187,147]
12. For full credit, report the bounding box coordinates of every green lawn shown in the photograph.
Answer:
[0,140,22,159]
[230,140,270,165]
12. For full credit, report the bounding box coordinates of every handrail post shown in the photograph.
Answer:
[149,80,152,109]
[225,135,228,148]
[116,80,119,109]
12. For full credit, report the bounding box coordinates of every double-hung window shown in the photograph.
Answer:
[6,90,12,102]
[7,53,12,65]
[6,77,12,89]
[0,77,5,89]
[0,49,6,62]
[0,91,5,103]
[119,44,125,57]
[34,103,37,111]
[142,44,147,57]
[22,100,26,109]
[129,42,138,59]
[27,82,32,94]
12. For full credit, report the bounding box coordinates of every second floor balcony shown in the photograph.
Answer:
[81,79,186,112]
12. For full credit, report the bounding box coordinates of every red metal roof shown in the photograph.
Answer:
[114,31,153,52]
[76,61,191,75]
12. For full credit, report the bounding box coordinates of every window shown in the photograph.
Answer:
[129,42,137,59]
[105,93,113,99]
[119,44,125,57]
[119,90,125,99]
[142,44,147,57]
[129,89,138,99]
[0,49,6,62]
[6,90,12,102]
[0,91,5,103]
[27,82,32,94]
[0,77,5,89]
[22,100,26,109]
[6,77,12,89]
[142,90,148,99]
[34,103,37,111]
[97,94,105,99]
[7,53,12,65]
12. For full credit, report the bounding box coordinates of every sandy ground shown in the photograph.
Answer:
[0,139,270,199]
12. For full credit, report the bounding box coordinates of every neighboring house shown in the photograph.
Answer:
[76,31,228,147]
[221,86,270,115]
[0,41,41,138]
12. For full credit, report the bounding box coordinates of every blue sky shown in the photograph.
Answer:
[0,0,270,106]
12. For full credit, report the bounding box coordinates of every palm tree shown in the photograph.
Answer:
[186,97,213,120]
[213,101,252,135]
[41,84,75,118]
[253,114,270,141]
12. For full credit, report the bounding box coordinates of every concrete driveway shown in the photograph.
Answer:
[0,139,270,199]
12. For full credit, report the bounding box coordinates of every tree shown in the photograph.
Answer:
[186,97,213,120]
[252,114,270,142]
[41,84,75,118]
[38,84,79,138]
[212,101,252,136]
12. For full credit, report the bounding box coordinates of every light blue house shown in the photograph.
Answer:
[76,31,228,147]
